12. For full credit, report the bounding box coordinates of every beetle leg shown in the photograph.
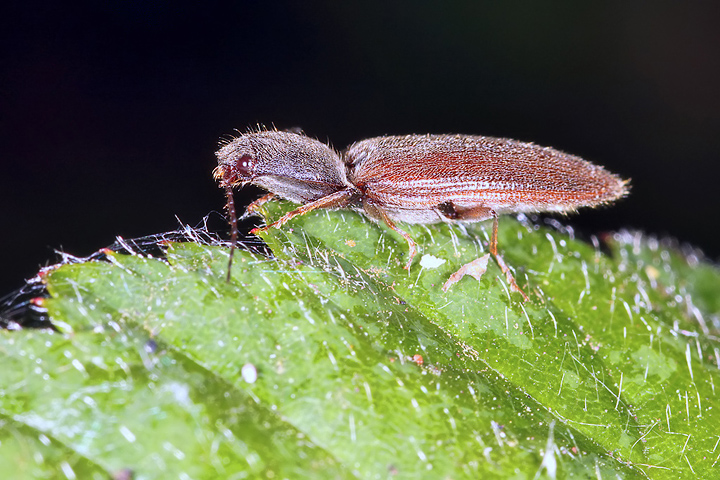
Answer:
[437,202,499,253]
[487,213,529,301]
[363,201,418,269]
[251,188,357,234]
[489,213,499,256]
[476,213,527,301]
[243,192,276,218]
[382,214,418,270]
[437,202,494,222]
[440,204,529,301]
[493,251,529,302]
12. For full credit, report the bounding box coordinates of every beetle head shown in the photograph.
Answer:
[214,136,257,187]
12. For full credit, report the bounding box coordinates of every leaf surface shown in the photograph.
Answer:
[2,203,719,479]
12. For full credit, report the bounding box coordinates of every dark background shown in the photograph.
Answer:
[2,1,719,295]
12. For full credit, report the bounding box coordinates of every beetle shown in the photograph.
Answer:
[214,129,629,301]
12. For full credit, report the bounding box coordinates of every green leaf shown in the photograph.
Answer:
[2,202,719,478]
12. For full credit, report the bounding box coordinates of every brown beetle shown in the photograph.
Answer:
[214,129,629,301]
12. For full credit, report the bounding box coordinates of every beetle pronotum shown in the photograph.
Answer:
[214,129,629,301]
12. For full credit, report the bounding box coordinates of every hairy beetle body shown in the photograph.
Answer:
[215,129,629,301]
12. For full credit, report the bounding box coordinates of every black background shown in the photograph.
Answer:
[2,1,720,295]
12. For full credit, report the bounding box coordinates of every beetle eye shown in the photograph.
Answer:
[236,154,254,177]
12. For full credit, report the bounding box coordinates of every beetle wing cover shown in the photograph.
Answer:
[346,134,629,214]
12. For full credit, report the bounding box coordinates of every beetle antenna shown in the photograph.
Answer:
[225,184,238,282]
